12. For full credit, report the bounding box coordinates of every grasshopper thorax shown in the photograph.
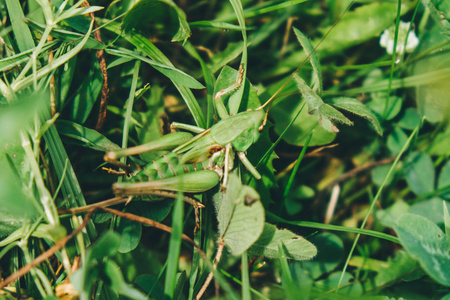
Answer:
[210,109,266,152]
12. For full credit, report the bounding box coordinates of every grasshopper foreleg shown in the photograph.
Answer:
[237,151,261,180]
[221,143,233,190]
[214,64,245,120]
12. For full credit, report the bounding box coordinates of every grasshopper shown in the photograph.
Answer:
[104,65,269,203]
[104,13,363,205]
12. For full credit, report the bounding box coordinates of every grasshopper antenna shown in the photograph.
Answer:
[257,0,355,116]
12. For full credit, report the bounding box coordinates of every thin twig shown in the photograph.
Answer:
[280,17,298,59]
[0,209,96,290]
[312,156,396,207]
[99,207,208,260]
[195,239,225,300]
[81,1,109,131]
[57,197,130,215]
[275,144,339,179]
[322,156,396,191]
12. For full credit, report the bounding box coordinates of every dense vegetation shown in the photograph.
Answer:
[1,0,450,299]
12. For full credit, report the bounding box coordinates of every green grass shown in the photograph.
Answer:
[1,0,450,299]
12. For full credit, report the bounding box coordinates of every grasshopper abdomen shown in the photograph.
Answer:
[133,152,207,182]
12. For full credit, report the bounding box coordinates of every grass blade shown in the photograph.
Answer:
[164,193,184,298]
[5,0,35,52]
[336,124,420,291]
[241,253,251,300]
[12,20,94,92]
[227,0,248,115]
[103,22,206,128]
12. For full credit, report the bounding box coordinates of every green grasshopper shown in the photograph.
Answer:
[104,65,269,202]
[104,20,365,203]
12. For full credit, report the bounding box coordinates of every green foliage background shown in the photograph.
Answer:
[1,0,450,299]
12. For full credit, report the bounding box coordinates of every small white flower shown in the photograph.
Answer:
[379,21,419,55]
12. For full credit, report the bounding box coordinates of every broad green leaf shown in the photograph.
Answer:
[444,201,450,239]
[351,251,422,292]
[409,198,450,225]
[270,93,336,146]
[293,27,322,93]
[271,2,404,77]
[376,200,410,228]
[315,272,363,297]
[0,96,46,223]
[371,164,395,187]
[173,271,187,300]
[0,214,22,239]
[395,213,450,286]
[328,97,382,135]
[56,120,120,151]
[428,125,450,156]
[135,274,164,299]
[293,74,352,132]
[123,0,191,44]
[404,152,435,196]
[284,262,313,300]
[103,260,148,300]
[301,233,344,279]
[116,211,142,253]
[316,2,407,55]
[438,160,450,199]
[213,174,265,256]
[87,231,121,262]
[410,23,450,123]
[364,73,403,121]
[5,0,34,52]
[387,127,408,155]
[398,108,422,130]
[248,223,317,261]
[284,185,315,215]
[132,200,174,224]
